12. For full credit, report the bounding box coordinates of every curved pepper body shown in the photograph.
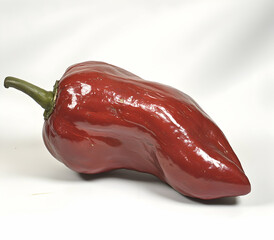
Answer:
[42,61,250,199]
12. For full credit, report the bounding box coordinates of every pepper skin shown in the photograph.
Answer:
[4,61,251,200]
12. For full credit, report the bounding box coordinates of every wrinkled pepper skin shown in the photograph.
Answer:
[41,61,250,199]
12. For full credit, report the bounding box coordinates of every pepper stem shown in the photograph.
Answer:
[4,76,58,119]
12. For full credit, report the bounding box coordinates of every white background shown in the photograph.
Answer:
[1,0,274,239]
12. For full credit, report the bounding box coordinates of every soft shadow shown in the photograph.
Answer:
[1,140,244,206]
[185,196,238,205]
[79,169,238,205]
[79,169,161,183]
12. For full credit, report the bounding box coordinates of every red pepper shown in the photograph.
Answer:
[4,61,251,199]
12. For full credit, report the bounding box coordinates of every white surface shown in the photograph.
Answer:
[0,0,274,239]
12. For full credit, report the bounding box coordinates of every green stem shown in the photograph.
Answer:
[4,76,58,119]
